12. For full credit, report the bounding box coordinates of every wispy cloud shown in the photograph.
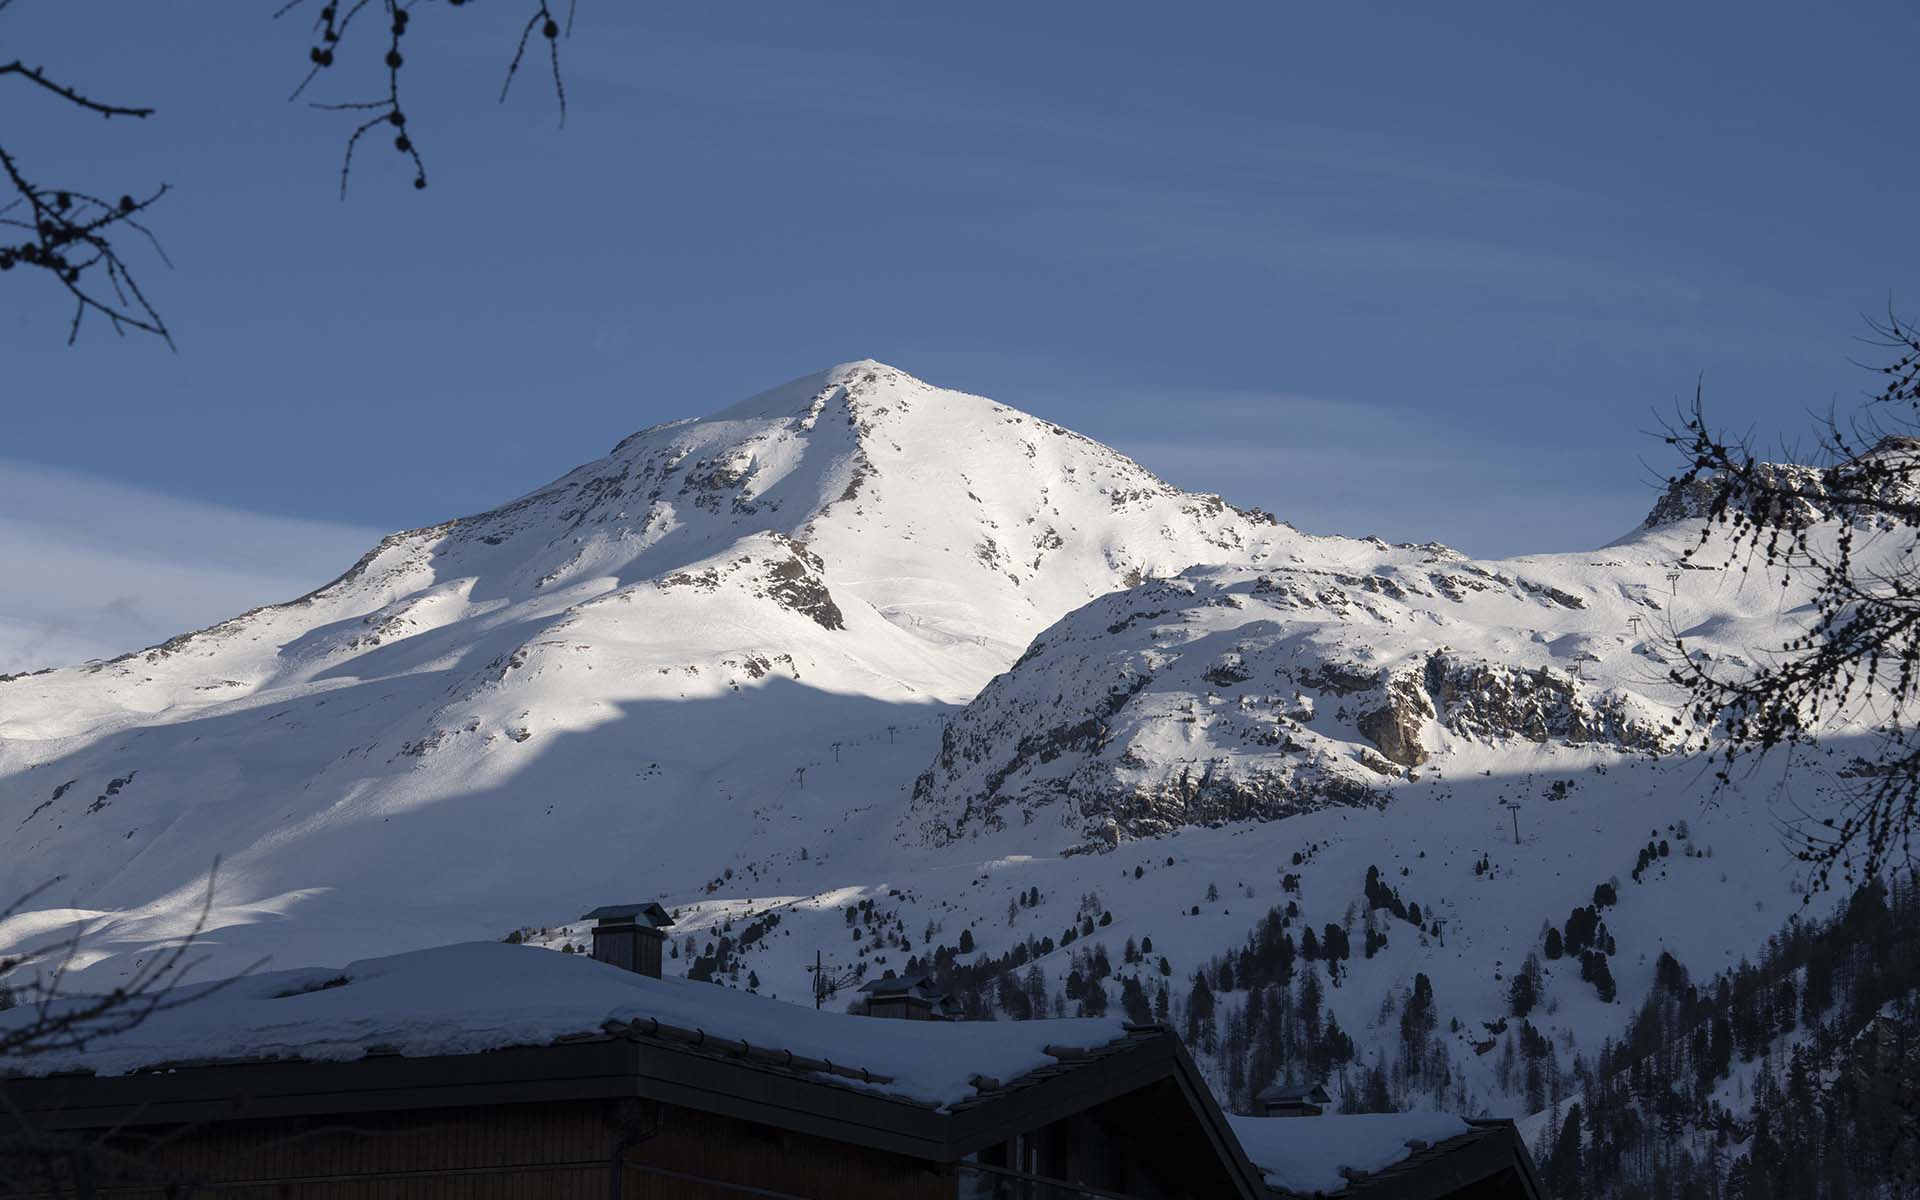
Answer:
[1001,383,1656,556]
[582,25,1571,205]
[0,462,381,674]
[1116,434,1652,557]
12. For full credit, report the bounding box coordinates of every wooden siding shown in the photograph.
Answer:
[865,996,935,1020]
[589,926,664,978]
[7,1099,951,1200]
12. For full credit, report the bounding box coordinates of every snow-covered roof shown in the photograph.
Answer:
[580,902,674,927]
[857,972,940,995]
[1255,1081,1332,1104]
[0,942,1125,1110]
[1226,1112,1472,1196]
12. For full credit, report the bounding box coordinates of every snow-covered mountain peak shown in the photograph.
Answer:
[1,361,1279,716]
[699,357,889,423]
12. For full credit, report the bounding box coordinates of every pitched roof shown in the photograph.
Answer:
[1256,1082,1333,1104]
[1230,1114,1544,1200]
[581,902,675,926]
[945,1026,1161,1109]
[857,972,941,996]
[0,942,1118,1110]
[0,942,1531,1200]
[1,982,1268,1198]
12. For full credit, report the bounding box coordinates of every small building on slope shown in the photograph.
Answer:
[1254,1081,1334,1118]
[857,971,953,1020]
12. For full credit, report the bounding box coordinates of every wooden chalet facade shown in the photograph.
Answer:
[2,1022,1265,1199]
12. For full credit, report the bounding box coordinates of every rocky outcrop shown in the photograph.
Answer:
[1423,653,1672,753]
[759,537,844,631]
[912,556,1690,848]
[1642,439,1920,531]
[1642,463,1827,530]
[1356,673,1435,767]
[915,734,1384,847]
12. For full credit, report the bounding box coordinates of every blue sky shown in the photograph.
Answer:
[5,1,1917,666]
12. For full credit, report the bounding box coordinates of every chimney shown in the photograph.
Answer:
[581,903,675,978]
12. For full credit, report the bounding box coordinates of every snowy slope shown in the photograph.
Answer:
[0,361,1287,981]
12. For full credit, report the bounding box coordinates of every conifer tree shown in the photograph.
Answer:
[1509,968,1537,1018]
[1186,973,1215,1045]
[1550,1105,1584,1200]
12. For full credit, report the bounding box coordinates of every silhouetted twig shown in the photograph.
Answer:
[3,2,581,343]
[0,57,171,345]
[279,0,575,197]
[1660,309,1920,898]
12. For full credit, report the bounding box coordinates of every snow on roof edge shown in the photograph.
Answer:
[1226,1111,1475,1196]
[0,941,1130,1110]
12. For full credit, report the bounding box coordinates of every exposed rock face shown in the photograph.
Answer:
[1356,673,1435,767]
[914,700,1385,845]
[1083,764,1383,841]
[1642,439,1920,531]
[760,537,844,631]
[1642,463,1828,530]
[1424,654,1672,753]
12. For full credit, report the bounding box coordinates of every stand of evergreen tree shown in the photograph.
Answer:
[1541,873,1920,1199]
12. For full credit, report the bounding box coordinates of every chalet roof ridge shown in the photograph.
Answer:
[856,971,940,994]
[947,1026,1166,1110]
[594,1001,1174,1114]
[3,1016,1209,1168]
[601,1013,903,1093]
[91,1013,1155,1117]
[1263,1119,1537,1200]
[1255,1080,1333,1101]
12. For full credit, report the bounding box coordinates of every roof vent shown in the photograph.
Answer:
[581,903,675,979]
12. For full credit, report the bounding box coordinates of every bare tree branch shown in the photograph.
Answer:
[0,49,171,345]
[0,861,258,1062]
[1660,311,1920,897]
[280,0,574,198]
[0,61,152,118]
[0,861,270,1197]
[3,2,582,343]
